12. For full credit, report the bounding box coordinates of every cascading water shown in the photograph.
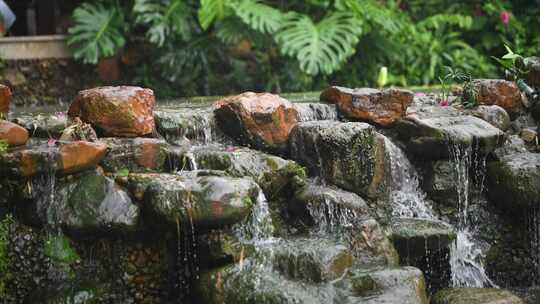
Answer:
[527,208,540,285]
[448,143,497,288]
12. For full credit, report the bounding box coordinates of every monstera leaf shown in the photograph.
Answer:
[67,2,126,64]
[198,0,228,30]
[275,12,363,75]
[134,0,193,46]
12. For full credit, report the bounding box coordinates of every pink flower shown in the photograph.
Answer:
[414,92,427,97]
[500,11,510,25]
[439,100,449,107]
[225,146,237,152]
[47,138,57,147]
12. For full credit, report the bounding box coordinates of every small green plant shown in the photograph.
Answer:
[117,168,130,177]
[492,45,529,80]
[0,139,8,155]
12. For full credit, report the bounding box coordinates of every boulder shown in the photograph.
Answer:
[420,160,459,206]
[99,138,169,173]
[463,79,523,115]
[432,288,524,304]
[34,171,140,234]
[135,172,261,230]
[0,84,11,115]
[68,86,155,137]
[472,105,510,131]
[59,141,108,175]
[320,86,413,126]
[179,145,306,199]
[0,120,28,146]
[391,218,456,262]
[486,152,540,210]
[394,115,505,159]
[289,121,387,199]
[214,92,298,152]
[0,140,107,177]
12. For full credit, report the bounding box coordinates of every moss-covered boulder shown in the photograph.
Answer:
[139,171,261,231]
[391,218,456,263]
[394,115,505,159]
[44,171,141,234]
[289,121,387,199]
[486,152,540,211]
[432,288,524,304]
[179,145,306,200]
[99,138,170,173]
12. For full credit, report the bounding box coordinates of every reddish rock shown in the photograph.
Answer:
[465,79,523,115]
[0,84,11,115]
[320,86,413,126]
[59,141,108,174]
[68,86,155,137]
[0,120,28,146]
[134,138,164,170]
[214,92,298,151]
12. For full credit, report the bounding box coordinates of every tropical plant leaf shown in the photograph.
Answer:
[275,12,362,75]
[198,0,227,30]
[134,0,193,46]
[67,2,126,64]
[232,0,284,34]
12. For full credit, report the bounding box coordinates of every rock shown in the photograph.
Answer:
[3,68,27,86]
[59,141,108,175]
[394,115,505,159]
[289,121,387,199]
[294,103,338,122]
[12,113,68,139]
[420,160,458,206]
[464,79,523,115]
[0,140,107,177]
[46,172,140,234]
[432,288,524,304]
[59,117,98,142]
[320,86,413,126]
[271,237,354,282]
[154,108,219,145]
[472,105,510,131]
[99,138,169,173]
[214,92,298,152]
[526,56,540,88]
[0,120,29,146]
[0,84,11,115]
[68,86,155,137]
[179,145,306,200]
[344,267,428,304]
[520,128,538,143]
[137,172,261,230]
[486,151,540,210]
[391,218,456,262]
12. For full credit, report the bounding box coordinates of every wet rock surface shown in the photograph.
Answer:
[100,137,170,173]
[68,86,156,137]
[0,84,11,114]
[320,86,413,126]
[214,92,298,152]
[464,79,523,115]
[0,120,29,146]
[432,288,524,304]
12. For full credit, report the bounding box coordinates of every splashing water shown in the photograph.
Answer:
[306,195,361,235]
[236,190,275,244]
[448,142,497,288]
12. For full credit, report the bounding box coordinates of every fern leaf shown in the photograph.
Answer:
[67,3,126,64]
[134,0,193,46]
[198,0,227,30]
[275,12,362,75]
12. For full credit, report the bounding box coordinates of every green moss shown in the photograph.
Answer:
[44,233,79,265]
[0,140,7,156]
[0,214,13,297]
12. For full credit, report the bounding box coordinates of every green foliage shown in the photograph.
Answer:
[44,233,79,265]
[0,139,7,155]
[134,0,193,46]
[198,0,227,30]
[67,2,126,64]
[117,167,130,177]
[232,0,283,34]
[276,12,362,76]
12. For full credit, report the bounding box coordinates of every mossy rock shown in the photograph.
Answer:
[432,288,524,304]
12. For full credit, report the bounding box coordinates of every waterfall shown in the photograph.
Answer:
[239,190,275,243]
[305,194,361,235]
[384,138,436,219]
[448,143,497,288]
[527,208,540,285]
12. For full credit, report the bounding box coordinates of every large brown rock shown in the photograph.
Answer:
[214,92,298,152]
[0,84,11,115]
[320,86,413,126]
[68,86,155,137]
[464,79,522,115]
[59,141,108,174]
[0,120,28,146]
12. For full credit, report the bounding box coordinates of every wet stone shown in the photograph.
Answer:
[432,288,524,304]
[99,137,170,173]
